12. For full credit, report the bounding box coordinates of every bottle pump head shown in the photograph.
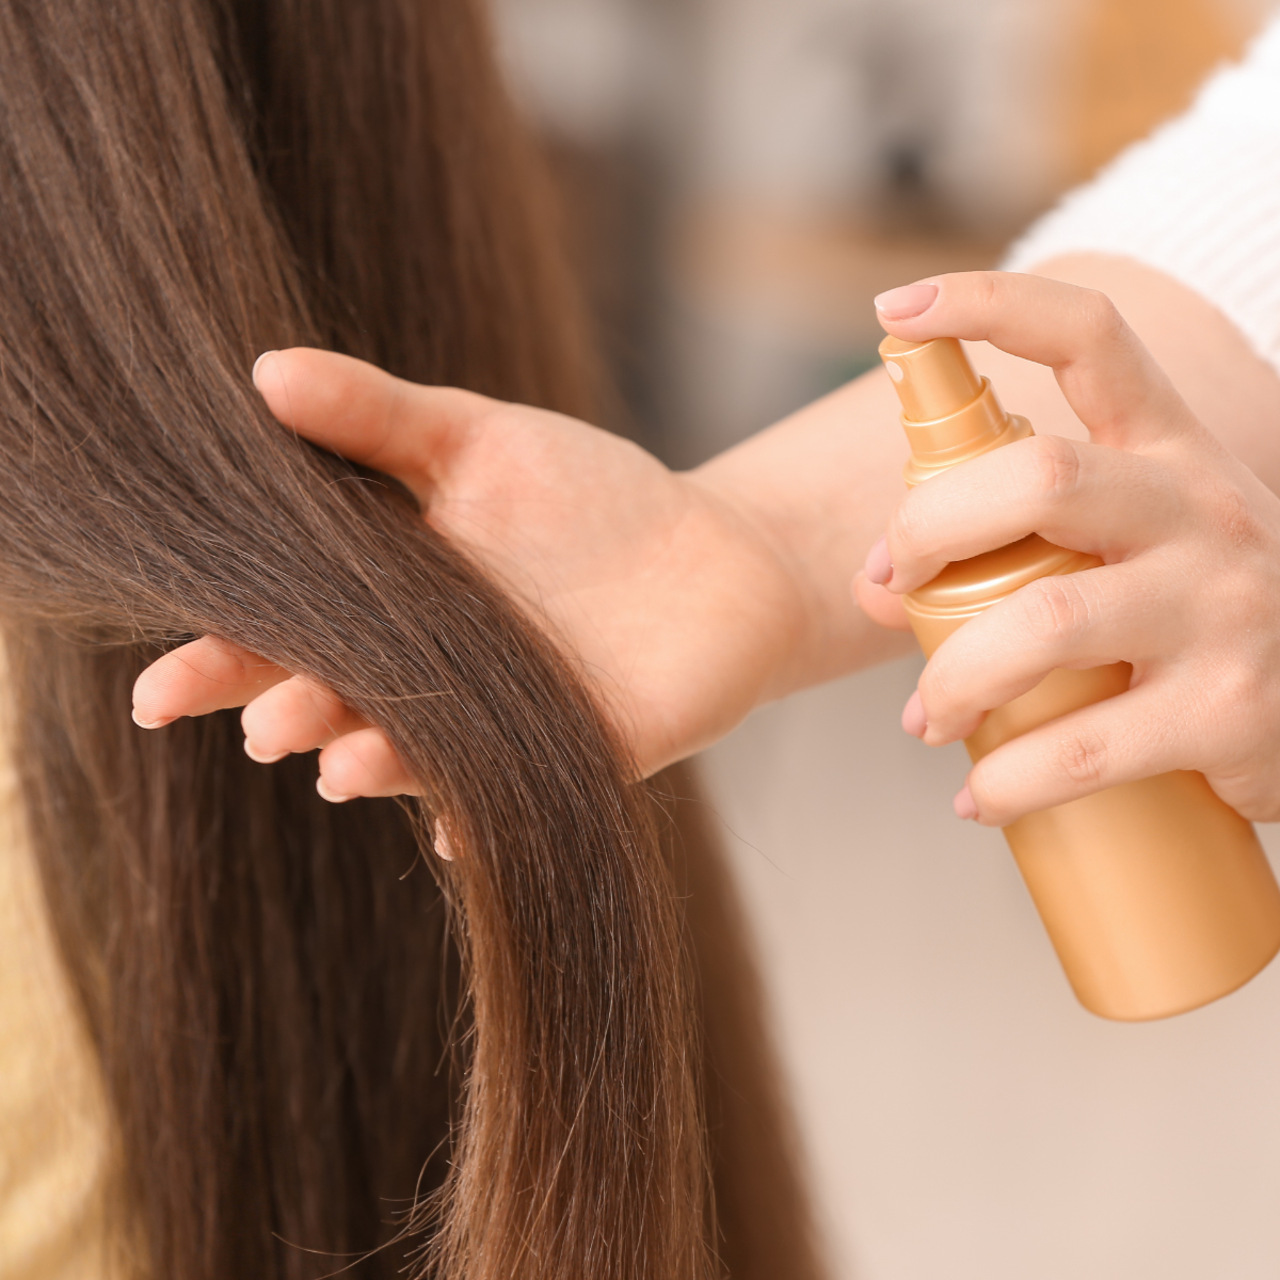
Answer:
[879,335,1032,485]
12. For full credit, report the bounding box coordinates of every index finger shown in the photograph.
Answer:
[132,636,289,725]
[874,272,1202,452]
[252,348,501,491]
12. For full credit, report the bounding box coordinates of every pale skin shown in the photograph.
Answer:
[131,256,1280,825]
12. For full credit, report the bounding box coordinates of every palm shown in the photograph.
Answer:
[435,401,805,760]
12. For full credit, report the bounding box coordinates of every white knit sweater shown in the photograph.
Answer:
[1004,17,1280,375]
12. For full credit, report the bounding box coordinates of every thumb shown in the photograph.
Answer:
[252,348,498,491]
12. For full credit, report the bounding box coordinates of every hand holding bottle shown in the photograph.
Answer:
[863,270,1280,826]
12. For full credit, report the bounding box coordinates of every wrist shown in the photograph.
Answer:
[683,465,822,702]
[690,376,917,701]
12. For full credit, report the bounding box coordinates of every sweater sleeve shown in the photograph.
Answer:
[1002,18,1280,375]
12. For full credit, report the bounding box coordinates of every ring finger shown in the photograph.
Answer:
[912,558,1184,744]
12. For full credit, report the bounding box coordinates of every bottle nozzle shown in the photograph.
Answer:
[880,336,982,421]
[879,334,1032,484]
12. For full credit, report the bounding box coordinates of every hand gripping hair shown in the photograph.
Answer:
[0,2,822,1277]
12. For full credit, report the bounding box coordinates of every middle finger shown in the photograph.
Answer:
[241,675,369,761]
[880,434,1181,593]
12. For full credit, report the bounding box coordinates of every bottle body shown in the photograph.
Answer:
[907,535,1280,1020]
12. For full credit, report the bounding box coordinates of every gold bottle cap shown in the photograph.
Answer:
[879,335,1032,485]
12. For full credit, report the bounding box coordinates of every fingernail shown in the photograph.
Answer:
[874,283,939,321]
[434,825,455,861]
[251,350,279,388]
[864,536,893,586]
[316,776,355,804]
[131,709,173,730]
[902,690,927,738]
[954,785,978,821]
[244,738,289,765]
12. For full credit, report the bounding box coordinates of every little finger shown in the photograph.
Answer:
[962,682,1184,824]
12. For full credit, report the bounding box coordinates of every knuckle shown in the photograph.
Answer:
[1078,289,1126,346]
[1056,728,1109,788]
[1199,661,1264,722]
[1023,435,1082,507]
[974,272,1001,311]
[1022,574,1091,646]
[1205,483,1266,555]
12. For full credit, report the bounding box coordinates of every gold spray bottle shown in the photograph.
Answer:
[880,333,1280,1020]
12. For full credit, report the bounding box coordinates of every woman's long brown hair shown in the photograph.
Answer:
[0,1,826,1277]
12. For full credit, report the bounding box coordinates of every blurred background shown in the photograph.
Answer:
[489,1,1280,1276]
